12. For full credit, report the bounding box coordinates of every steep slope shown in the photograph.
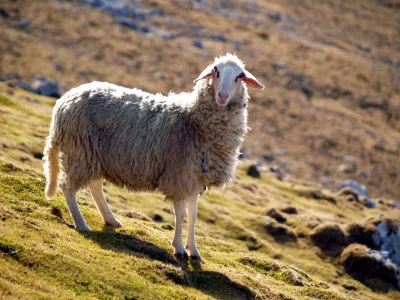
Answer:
[0,0,399,199]
[0,87,399,299]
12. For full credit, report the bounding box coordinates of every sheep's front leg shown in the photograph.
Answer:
[172,200,187,258]
[186,193,200,258]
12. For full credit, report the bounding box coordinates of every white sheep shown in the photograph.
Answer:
[43,53,264,258]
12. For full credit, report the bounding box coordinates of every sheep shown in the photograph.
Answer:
[43,53,264,258]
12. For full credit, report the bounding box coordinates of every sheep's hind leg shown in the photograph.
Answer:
[186,192,200,258]
[62,183,91,231]
[172,200,188,258]
[88,179,122,228]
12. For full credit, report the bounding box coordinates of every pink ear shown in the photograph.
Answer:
[243,71,265,90]
[193,64,214,83]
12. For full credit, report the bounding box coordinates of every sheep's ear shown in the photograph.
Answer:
[193,65,214,83]
[243,70,265,90]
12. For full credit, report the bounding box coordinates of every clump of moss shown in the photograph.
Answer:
[265,221,297,243]
[311,223,347,255]
[296,188,337,204]
[337,187,359,202]
[340,244,399,291]
[345,222,376,248]
[280,206,298,214]
[264,208,286,223]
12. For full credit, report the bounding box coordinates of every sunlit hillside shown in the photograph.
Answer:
[0,0,399,299]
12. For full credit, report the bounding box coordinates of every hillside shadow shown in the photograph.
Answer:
[82,226,257,300]
[81,226,178,266]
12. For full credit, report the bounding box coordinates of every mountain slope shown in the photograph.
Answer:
[0,87,398,299]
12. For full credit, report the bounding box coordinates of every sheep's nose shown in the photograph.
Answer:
[218,92,229,101]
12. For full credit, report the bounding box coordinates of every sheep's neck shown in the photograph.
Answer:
[191,80,248,153]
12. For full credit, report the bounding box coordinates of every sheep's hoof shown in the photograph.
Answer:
[106,219,122,228]
[77,225,91,231]
[174,252,189,260]
[189,255,201,260]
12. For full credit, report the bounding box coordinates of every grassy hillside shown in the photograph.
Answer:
[1,0,400,199]
[0,87,399,299]
[0,0,400,299]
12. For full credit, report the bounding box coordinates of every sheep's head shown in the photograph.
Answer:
[193,53,264,106]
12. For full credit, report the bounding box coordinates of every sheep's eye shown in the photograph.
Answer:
[235,72,245,82]
[214,66,220,78]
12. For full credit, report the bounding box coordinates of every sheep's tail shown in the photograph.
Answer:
[43,136,59,199]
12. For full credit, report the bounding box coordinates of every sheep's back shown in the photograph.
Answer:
[52,82,197,194]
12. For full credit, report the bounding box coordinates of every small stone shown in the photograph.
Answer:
[32,77,62,97]
[270,165,281,173]
[247,164,260,178]
[192,39,203,49]
[364,198,376,208]
[1,216,6,221]
[263,153,275,162]
[267,11,281,21]
[272,61,287,70]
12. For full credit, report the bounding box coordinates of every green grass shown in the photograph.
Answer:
[0,89,399,300]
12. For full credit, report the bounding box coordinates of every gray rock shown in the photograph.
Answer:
[19,19,29,29]
[364,198,376,208]
[272,61,287,70]
[263,153,275,162]
[338,180,368,197]
[270,165,281,173]
[338,164,351,173]
[267,11,281,21]
[9,81,36,93]
[32,77,62,97]
[192,39,203,48]
[373,220,400,267]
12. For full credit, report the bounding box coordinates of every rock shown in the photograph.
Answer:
[338,164,351,173]
[358,171,369,178]
[265,208,287,223]
[9,81,36,93]
[346,222,376,248]
[320,175,331,185]
[153,71,165,79]
[364,198,376,208]
[0,8,9,18]
[338,180,368,197]
[32,77,62,97]
[344,155,356,164]
[311,223,347,255]
[192,39,203,49]
[300,83,313,100]
[270,165,281,173]
[275,149,287,156]
[340,243,399,290]
[116,17,138,30]
[280,161,289,169]
[19,19,29,29]
[280,206,298,214]
[267,11,281,21]
[372,219,400,266]
[247,164,260,178]
[265,221,297,242]
[272,61,287,70]
[263,153,275,162]
[215,34,228,42]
